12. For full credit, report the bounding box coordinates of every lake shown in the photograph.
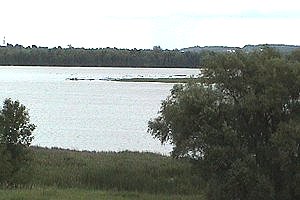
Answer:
[0,66,199,154]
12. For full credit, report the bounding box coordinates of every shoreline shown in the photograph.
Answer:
[0,64,198,69]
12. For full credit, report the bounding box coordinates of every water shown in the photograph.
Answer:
[0,66,199,154]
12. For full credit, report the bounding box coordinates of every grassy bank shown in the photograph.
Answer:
[0,187,204,200]
[25,147,203,195]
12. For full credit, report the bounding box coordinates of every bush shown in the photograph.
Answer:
[0,99,35,186]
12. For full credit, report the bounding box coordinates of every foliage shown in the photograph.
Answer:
[0,187,205,200]
[0,99,36,185]
[0,145,12,182]
[148,48,300,200]
[29,147,203,194]
[0,45,203,68]
[289,48,300,62]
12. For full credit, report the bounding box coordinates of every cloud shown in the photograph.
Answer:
[1,0,300,49]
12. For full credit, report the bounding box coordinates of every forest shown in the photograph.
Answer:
[0,44,203,68]
[1,43,299,68]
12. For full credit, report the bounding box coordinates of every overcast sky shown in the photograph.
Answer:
[1,0,300,49]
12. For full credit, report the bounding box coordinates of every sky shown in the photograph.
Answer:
[1,0,300,49]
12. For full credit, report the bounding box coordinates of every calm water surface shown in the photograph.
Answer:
[0,66,199,154]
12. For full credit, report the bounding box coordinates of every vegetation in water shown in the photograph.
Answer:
[116,77,200,83]
[66,77,200,83]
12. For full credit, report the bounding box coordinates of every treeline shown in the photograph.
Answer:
[0,45,203,68]
[182,44,300,54]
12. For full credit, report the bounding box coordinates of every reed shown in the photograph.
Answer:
[28,147,203,194]
[0,187,205,200]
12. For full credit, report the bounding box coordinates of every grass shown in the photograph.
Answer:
[0,187,205,200]
[26,147,204,194]
[1,147,206,199]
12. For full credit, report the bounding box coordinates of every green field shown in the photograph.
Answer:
[29,147,203,193]
[0,147,205,199]
[0,188,204,200]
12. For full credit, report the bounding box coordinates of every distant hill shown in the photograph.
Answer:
[182,44,300,54]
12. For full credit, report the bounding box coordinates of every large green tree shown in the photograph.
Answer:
[0,99,36,185]
[148,48,300,200]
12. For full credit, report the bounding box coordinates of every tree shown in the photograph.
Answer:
[0,99,36,185]
[148,48,300,200]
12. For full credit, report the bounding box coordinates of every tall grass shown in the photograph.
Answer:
[0,187,205,200]
[28,147,203,194]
